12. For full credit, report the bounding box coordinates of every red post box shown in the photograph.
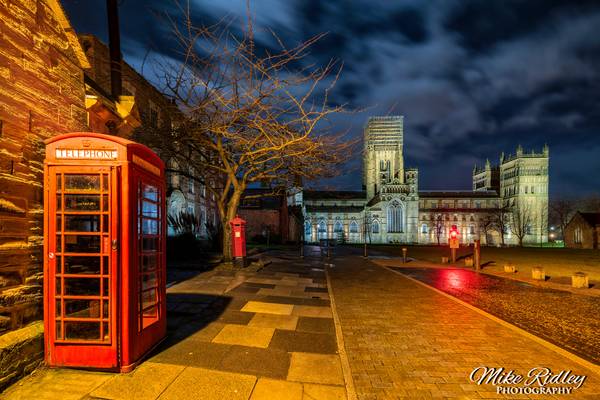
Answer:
[43,132,166,372]
[230,216,247,258]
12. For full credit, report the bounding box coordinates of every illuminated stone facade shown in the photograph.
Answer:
[302,116,549,246]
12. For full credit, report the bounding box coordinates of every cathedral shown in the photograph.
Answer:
[299,116,549,246]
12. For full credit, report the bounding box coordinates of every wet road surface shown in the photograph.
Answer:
[395,267,600,365]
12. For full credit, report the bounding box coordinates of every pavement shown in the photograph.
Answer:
[1,250,347,400]
[2,246,600,399]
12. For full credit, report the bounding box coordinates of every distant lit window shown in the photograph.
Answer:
[574,227,582,244]
[421,224,428,234]
[350,220,358,233]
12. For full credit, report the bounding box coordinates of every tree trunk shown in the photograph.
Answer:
[221,190,242,262]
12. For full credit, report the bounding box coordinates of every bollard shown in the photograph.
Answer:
[504,264,516,273]
[532,266,545,281]
[464,257,473,267]
[572,272,589,288]
[441,256,449,264]
[402,247,407,263]
[474,240,481,271]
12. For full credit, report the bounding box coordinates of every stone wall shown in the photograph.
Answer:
[0,0,87,387]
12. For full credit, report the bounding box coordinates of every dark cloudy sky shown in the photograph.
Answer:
[63,0,600,197]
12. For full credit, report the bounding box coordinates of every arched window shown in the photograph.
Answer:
[469,225,475,235]
[372,220,380,234]
[349,220,358,233]
[304,221,312,236]
[334,220,343,233]
[317,220,326,233]
[421,224,428,234]
[387,201,403,233]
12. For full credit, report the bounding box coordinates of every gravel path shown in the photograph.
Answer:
[396,267,600,365]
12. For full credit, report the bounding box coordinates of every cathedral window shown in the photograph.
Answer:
[469,225,475,235]
[387,201,403,233]
[334,221,343,233]
[350,220,359,233]
[421,224,428,234]
[305,222,312,236]
[531,186,535,194]
[525,224,532,235]
[372,220,380,234]
[318,220,326,233]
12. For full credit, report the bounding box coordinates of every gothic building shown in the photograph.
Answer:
[300,116,549,246]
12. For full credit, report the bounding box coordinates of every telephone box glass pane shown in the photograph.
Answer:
[65,322,101,340]
[65,300,100,318]
[64,256,101,275]
[64,278,100,296]
[64,235,101,253]
[65,175,100,191]
[64,195,101,211]
[65,215,101,232]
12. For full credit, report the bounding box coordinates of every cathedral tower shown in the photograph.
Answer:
[363,116,404,200]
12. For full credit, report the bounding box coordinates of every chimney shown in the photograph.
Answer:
[107,0,122,99]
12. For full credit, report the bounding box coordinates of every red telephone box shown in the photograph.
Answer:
[43,132,166,372]
[230,216,246,258]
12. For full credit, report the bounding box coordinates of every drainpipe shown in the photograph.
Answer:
[107,0,122,99]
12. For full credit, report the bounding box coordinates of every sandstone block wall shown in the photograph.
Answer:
[0,0,87,335]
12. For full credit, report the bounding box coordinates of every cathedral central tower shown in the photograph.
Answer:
[363,116,404,200]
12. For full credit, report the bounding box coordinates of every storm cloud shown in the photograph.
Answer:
[63,0,600,196]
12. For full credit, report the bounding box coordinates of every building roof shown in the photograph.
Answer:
[418,191,498,199]
[578,212,600,227]
[47,1,91,69]
[303,190,366,200]
[306,205,364,213]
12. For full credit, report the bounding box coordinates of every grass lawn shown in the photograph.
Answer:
[367,245,600,282]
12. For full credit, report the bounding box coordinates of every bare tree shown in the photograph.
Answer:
[492,202,510,246]
[510,202,534,247]
[550,198,576,240]
[433,214,445,246]
[479,214,496,245]
[140,4,355,260]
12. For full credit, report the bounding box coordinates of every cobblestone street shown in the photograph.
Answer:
[327,253,600,399]
[397,267,600,365]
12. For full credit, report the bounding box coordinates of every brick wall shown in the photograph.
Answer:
[0,0,87,388]
[564,214,598,249]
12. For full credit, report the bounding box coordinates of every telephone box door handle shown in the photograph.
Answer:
[111,239,118,250]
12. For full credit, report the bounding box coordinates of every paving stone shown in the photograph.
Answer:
[269,330,338,354]
[248,313,299,330]
[217,310,255,325]
[158,367,256,400]
[302,383,346,400]
[249,378,303,400]
[257,287,293,296]
[244,282,277,289]
[292,305,333,318]
[296,317,335,334]
[149,339,232,369]
[212,324,275,348]
[287,352,345,385]
[219,345,291,379]
[241,301,294,315]
[304,287,328,293]
[90,362,184,400]
[1,368,112,400]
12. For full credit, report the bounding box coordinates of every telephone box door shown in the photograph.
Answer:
[46,165,119,368]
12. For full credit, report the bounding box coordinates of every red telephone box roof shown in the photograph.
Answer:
[45,132,164,172]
